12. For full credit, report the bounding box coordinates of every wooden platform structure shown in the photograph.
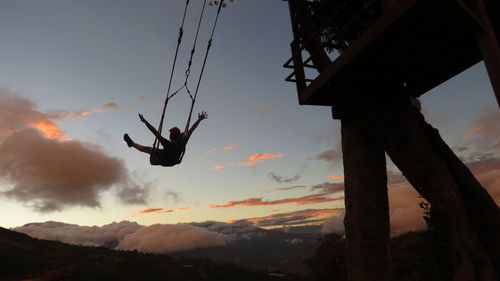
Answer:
[284,0,500,108]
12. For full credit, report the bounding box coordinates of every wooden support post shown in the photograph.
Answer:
[341,113,391,281]
[420,119,500,276]
[473,0,500,108]
[356,101,498,281]
[458,0,500,108]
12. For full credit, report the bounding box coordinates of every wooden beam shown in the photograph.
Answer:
[468,0,500,108]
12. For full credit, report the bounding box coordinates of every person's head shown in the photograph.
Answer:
[169,127,181,141]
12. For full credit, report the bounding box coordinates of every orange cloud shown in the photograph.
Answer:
[127,206,190,218]
[28,120,70,141]
[223,145,238,150]
[208,193,343,208]
[464,126,487,137]
[128,208,174,218]
[26,103,119,141]
[82,109,103,116]
[209,164,225,170]
[239,153,284,166]
[327,176,345,180]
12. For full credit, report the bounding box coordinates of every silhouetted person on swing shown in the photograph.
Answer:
[123,111,207,167]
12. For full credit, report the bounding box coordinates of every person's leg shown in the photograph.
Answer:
[124,134,153,154]
[132,143,153,154]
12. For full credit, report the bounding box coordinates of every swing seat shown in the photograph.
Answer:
[149,149,182,167]
[149,151,162,166]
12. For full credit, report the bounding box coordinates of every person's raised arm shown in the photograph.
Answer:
[139,113,163,140]
[185,111,208,139]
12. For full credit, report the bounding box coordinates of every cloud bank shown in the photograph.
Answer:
[14,221,142,247]
[0,88,149,212]
[116,224,230,253]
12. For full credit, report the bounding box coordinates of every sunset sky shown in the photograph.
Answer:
[0,0,498,237]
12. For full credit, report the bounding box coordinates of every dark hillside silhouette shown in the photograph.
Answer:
[0,227,304,281]
[306,231,455,281]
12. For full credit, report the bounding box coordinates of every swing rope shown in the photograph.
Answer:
[184,0,208,91]
[184,0,224,132]
[154,0,191,150]
[154,0,225,153]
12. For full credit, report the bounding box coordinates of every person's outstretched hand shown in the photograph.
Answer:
[139,113,146,123]
[198,111,208,120]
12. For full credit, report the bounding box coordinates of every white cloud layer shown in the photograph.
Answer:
[116,224,231,253]
[14,221,232,254]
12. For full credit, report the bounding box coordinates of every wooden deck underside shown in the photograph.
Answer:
[298,0,499,106]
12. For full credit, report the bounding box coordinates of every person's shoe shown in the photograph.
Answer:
[124,134,134,147]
